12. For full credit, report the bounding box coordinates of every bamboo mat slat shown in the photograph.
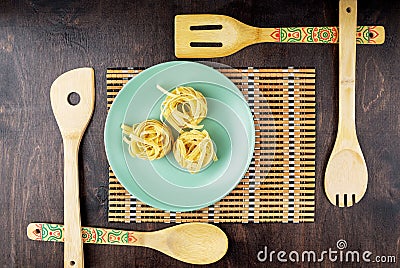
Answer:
[107,66,316,223]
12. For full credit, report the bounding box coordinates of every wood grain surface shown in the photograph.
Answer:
[0,0,399,267]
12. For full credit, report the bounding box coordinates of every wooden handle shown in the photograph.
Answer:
[27,223,143,246]
[259,25,383,44]
[337,0,357,142]
[63,138,84,268]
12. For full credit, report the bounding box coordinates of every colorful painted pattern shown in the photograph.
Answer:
[270,26,381,44]
[29,223,138,245]
[357,26,381,44]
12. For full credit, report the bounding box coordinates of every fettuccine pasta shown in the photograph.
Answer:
[121,119,173,160]
[157,85,207,133]
[173,129,217,174]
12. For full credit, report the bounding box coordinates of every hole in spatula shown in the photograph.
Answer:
[190,25,222,31]
[344,194,348,207]
[336,194,339,206]
[34,229,41,235]
[190,42,223,47]
[67,92,80,106]
[369,32,374,38]
[352,194,356,205]
[346,7,351,13]
[70,260,76,266]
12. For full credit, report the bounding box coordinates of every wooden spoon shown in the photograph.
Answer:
[324,0,368,207]
[27,222,228,265]
[50,68,95,267]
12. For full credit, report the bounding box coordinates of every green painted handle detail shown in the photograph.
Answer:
[269,26,383,44]
[28,223,138,245]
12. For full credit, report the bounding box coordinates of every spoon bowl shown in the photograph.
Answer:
[144,223,228,264]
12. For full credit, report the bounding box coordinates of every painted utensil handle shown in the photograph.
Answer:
[27,223,140,246]
[267,26,384,44]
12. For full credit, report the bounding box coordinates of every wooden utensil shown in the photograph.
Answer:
[324,0,368,207]
[174,14,385,58]
[50,68,95,267]
[27,222,228,265]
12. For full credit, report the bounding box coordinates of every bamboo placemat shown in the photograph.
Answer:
[106,66,315,223]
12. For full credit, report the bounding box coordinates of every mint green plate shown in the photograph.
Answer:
[105,61,254,211]
[123,81,254,207]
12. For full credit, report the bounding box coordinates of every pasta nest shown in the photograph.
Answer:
[173,129,217,174]
[159,86,207,133]
[122,119,173,160]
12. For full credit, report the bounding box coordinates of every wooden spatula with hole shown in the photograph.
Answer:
[324,0,368,207]
[174,14,385,58]
[50,68,95,267]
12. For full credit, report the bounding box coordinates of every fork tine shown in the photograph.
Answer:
[335,194,358,207]
[338,195,345,207]
[346,194,356,207]
[336,194,346,207]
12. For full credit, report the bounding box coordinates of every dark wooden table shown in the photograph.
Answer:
[1,0,399,267]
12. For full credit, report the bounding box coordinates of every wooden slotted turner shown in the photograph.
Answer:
[174,14,385,58]
[324,0,368,207]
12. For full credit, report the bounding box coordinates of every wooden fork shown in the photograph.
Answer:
[324,0,368,207]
